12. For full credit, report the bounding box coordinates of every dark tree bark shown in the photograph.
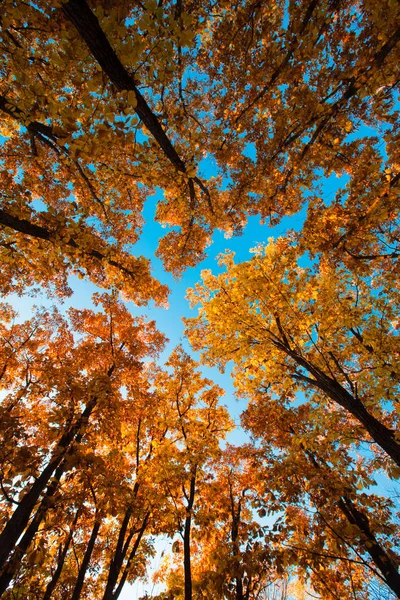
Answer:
[111,512,150,600]
[338,497,400,598]
[0,453,70,595]
[0,209,143,281]
[43,509,81,600]
[0,364,114,583]
[102,481,142,600]
[70,515,101,600]
[183,471,196,600]
[271,328,400,467]
[293,355,400,467]
[229,483,244,600]
[0,95,59,141]
[301,439,400,597]
[61,0,186,174]
[102,506,134,600]
[0,394,98,573]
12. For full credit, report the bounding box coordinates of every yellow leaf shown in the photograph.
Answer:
[127,90,137,108]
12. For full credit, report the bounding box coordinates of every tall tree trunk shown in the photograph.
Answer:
[0,455,69,596]
[62,0,186,173]
[102,506,133,600]
[43,508,81,600]
[0,395,97,571]
[316,375,400,468]
[183,471,196,600]
[338,497,400,598]
[70,516,101,600]
[235,565,244,600]
[111,512,150,600]
[0,364,114,577]
[102,482,141,600]
[275,337,400,466]
[301,439,400,597]
[229,483,244,600]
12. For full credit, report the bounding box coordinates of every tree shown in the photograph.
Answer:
[1,1,400,597]
[1,0,399,286]
[242,398,400,598]
[0,293,166,595]
[185,444,277,600]
[0,317,238,599]
[185,239,400,471]
[150,346,233,600]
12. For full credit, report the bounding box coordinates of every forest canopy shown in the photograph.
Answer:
[0,0,399,598]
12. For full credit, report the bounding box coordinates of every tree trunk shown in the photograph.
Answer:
[235,562,244,600]
[111,512,150,600]
[102,506,133,600]
[338,497,400,598]
[317,374,400,468]
[230,486,243,600]
[70,516,101,600]
[102,482,142,600]
[279,341,400,466]
[0,396,97,572]
[62,0,186,173]
[43,509,81,600]
[0,451,72,595]
[301,438,400,598]
[183,472,196,600]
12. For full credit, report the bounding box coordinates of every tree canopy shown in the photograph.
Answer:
[0,0,399,598]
